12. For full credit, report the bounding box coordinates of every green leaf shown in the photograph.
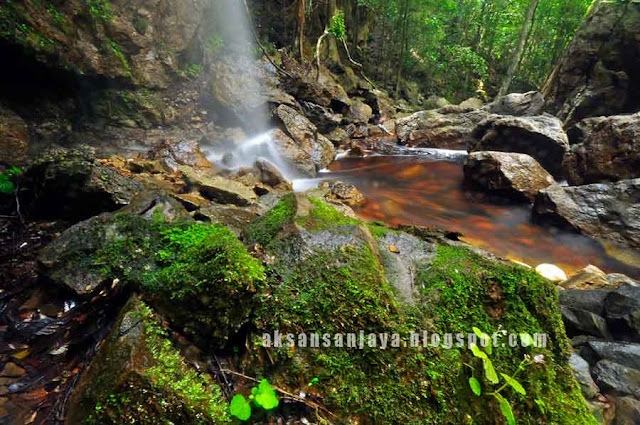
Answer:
[519,333,533,347]
[0,179,14,195]
[230,394,251,421]
[469,377,482,396]
[470,343,487,359]
[472,327,492,355]
[495,394,516,425]
[253,379,279,410]
[500,373,526,395]
[482,357,499,384]
[535,399,546,414]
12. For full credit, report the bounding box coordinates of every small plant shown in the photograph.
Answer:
[86,0,114,21]
[466,328,546,425]
[205,34,224,55]
[315,10,361,80]
[0,165,21,195]
[229,379,279,421]
[179,63,204,80]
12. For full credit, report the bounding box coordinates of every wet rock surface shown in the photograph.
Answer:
[464,151,555,202]
[482,91,545,116]
[469,114,569,176]
[564,112,640,185]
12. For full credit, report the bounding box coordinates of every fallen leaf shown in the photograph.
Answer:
[389,245,399,254]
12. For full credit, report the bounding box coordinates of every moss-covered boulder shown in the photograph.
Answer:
[240,194,596,424]
[40,198,265,347]
[66,296,230,424]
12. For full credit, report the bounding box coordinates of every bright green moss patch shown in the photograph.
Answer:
[93,214,265,346]
[79,298,230,425]
[243,193,296,246]
[295,196,360,230]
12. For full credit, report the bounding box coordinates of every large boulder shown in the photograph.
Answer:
[569,353,601,399]
[364,89,397,121]
[564,113,640,185]
[395,106,489,149]
[559,289,610,316]
[614,397,640,425]
[482,91,545,116]
[0,105,29,166]
[581,341,640,371]
[22,146,143,221]
[469,114,570,176]
[65,297,229,424]
[149,139,212,171]
[274,104,335,172]
[604,285,640,341]
[542,2,640,126]
[533,179,640,249]
[463,151,555,202]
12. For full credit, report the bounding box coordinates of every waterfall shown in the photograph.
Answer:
[205,0,297,181]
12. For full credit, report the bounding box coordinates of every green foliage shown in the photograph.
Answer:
[181,63,204,79]
[107,38,132,76]
[243,193,296,246]
[86,0,114,21]
[229,380,279,421]
[0,166,21,195]
[327,10,347,40]
[206,34,225,54]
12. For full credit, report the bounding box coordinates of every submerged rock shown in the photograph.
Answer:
[66,296,230,424]
[469,114,569,176]
[533,179,640,249]
[23,146,143,221]
[564,113,640,185]
[464,151,555,202]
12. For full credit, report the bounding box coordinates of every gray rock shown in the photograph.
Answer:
[592,360,640,399]
[463,151,555,202]
[274,104,336,172]
[483,92,544,116]
[469,114,570,176]
[582,341,640,371]
[559,290,610,316]
[459,97,483,110]
[300,101,343,133]
[604,285,640,341]
[0,105,29,166]
[533,180,640,250]
[396,106,489,149]
[569,353,600,399]
[253,158,291,189]
[560,306,612,340]
[564,113,640,185]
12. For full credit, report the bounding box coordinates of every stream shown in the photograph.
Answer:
[313,154,640,278]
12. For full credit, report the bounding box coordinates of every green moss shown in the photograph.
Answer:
[107,38,132,76]
[296,196,360,230]
[81,299,230,425]
[92,214,266,345]
[86,0,114,21]
[241,197,595,423]
[243,193,296,246]
[0,1,59,52]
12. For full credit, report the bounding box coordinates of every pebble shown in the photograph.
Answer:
[535,264,567,282]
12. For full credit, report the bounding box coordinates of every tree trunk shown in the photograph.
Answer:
[297,0,305,59]
[395,0,410,96]
[497,0,541,97]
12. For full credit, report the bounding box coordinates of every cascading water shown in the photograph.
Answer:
[204,0,298,182]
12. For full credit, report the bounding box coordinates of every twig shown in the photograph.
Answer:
[220,368,337,418]
[15,179,25,226]
[242,0,294,79]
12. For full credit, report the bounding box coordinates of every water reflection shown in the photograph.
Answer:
[326,155,640,278]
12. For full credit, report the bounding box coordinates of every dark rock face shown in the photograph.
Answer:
[533,180,640,250]
[564,113,640,185]
[469,114,569,176]
[592,360,640,399]
[0,0,205,89]
[559,290,610,316]
[560,305,612,340]
[543,2,640,126]
[22,146,143,221]
[395,106,489,149]
[463,151,555,202]
[614,397,640,425]
[604,285,640,341]
[482,91,545,116]
[582,341,640,371]
[0,105,29,165]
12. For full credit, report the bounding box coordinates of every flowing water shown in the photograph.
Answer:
[320,155,640,278]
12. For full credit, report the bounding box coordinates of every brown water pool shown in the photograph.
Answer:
[325,155,640,278]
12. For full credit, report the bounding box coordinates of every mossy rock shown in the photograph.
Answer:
[240,194,596,424]
[91,88,168,129]
[66,296,230,424]
[40,202,265,348]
